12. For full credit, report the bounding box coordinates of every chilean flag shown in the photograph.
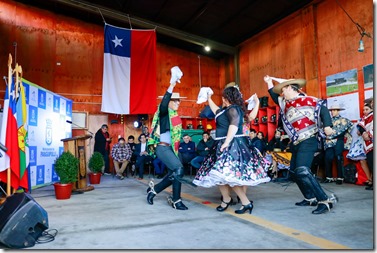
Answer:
[101,24,157,115]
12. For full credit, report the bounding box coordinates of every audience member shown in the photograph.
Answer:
[256,131,267,155]
[153,157,166,179]
[178,134,197,174]
[190,131,214,170]
[249,129,264,155]
[127,135,137,176]
[111,137,132,180]
[135,133,154,180]
[265,129,292,180]
[94,124,112,175]
[322,104,353,185]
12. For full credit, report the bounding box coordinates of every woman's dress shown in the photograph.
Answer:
[193,105,271,187]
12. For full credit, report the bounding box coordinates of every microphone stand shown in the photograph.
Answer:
[66,120,94,136]
[66,120,94,150]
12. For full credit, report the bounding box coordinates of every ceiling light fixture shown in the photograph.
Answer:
[335,0,372,52]
[204,45,211,52]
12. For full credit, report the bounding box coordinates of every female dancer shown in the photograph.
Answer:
[193,85,271,214]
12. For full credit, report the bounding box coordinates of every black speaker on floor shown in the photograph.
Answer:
[0,192,49,248]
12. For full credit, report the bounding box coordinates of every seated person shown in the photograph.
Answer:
[135,134,154,180]
[190,131,214,170]
[265,129,292,180]
[178,134,197,174]
[111,137,132,180]
[257,131,267,155]
[249,129,264,155]
[153,157,166,179]
[127,135,137,176]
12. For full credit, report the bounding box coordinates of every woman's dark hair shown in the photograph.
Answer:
[128,135,135,140]
[222,86,246,116]
[118,137,125,142]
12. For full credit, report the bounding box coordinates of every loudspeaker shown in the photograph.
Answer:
[0,192,48,248]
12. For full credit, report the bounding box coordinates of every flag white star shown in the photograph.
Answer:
[112,35,123,48]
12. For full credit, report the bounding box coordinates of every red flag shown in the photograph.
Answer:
[0,82,21,190]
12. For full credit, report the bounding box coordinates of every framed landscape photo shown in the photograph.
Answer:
[326,69,358,97]
[363,64,374,89]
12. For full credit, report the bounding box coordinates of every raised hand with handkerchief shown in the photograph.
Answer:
[170,66,183,85]
[196,87,214,104]
[245,93,259,110]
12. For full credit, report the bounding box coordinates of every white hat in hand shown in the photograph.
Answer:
[170,66,183,85]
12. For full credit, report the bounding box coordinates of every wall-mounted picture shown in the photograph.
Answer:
[363,64,374,89]
[365,89,373,102]
[326,92,360,121]
[326,68,358,97]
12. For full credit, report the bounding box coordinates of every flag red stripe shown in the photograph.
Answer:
[130,30,157,114]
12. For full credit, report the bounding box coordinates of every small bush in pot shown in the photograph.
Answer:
[88,151,104,174]
[54,151,79,184]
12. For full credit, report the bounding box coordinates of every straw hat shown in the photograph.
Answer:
[328,104,345,111]
[272,79,307,94]
[158,92,187,99]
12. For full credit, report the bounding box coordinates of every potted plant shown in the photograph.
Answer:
[53,151,79,200]
[88,151,104,184]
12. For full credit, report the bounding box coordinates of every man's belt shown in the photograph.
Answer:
[158,142,171,147]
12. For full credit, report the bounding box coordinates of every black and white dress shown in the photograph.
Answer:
[193,105,271,187]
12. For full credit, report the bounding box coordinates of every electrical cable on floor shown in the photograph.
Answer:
[36,229,58,244]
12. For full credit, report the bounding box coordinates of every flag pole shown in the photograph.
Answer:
[6,54,12,196]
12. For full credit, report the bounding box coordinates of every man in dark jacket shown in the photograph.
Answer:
[190,131,214,170]
[94,124,112,175]
[249,129,264,155]
[178,134,197,174]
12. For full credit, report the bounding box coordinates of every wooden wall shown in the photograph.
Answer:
[0,0,373,142]
[238,0,373,111]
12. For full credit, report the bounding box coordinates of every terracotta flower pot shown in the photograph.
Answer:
[88,173,102,184]
[53,182,73,200]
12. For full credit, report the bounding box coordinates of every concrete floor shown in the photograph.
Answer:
[1,173,374,250]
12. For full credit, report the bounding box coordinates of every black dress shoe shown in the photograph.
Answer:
[147,190,156,205]
[365,184,373,190]
[216,198,233,212]
[312,203,333,214]
[168,198,188,210]
[235,201,254,214]
[295,199,318,206]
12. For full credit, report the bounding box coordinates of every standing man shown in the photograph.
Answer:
[264,75,337,214]
[94,124,112,175]
[323,104,353,184]
[146,66,192,210]
[111,137,132,180]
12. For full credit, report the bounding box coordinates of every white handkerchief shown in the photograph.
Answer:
[197,87,214,104]
[170,66,183,84]
[245,93,257,110]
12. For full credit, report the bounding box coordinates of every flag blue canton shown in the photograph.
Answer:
[104,24,131,57]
